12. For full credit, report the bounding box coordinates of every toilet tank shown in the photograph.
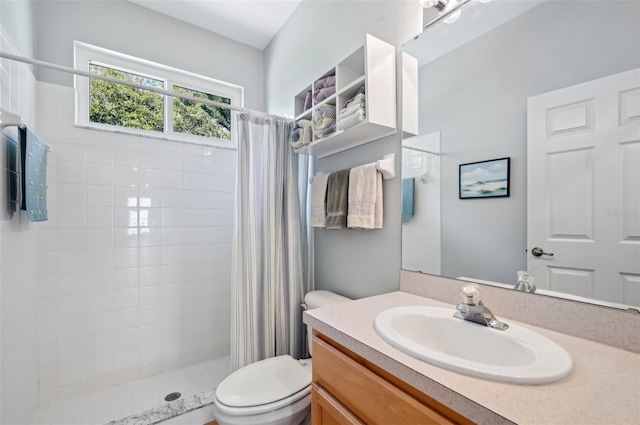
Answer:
[304,290,351,356]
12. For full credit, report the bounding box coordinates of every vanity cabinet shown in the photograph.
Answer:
[311,332,472,425]
[293,34,396,158]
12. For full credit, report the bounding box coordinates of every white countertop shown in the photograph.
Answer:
[303,291,640,425]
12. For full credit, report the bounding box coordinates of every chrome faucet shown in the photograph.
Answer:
[453,284,509,331]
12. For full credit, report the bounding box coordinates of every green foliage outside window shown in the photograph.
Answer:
[89,63,232,141]
[89,64,164,131]
[173,86,231,140]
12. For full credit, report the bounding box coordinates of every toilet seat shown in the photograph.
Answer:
[215,355,312,416]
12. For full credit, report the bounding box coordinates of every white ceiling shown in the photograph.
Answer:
[128,0,302,50]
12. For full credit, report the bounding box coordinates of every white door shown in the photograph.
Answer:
[527,68,640,305]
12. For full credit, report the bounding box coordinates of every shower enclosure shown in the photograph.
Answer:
[1,49,236,424]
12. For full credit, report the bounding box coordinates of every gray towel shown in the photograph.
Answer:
[3,128,22,212]
[326,169,350,230]
[303,90,312,111]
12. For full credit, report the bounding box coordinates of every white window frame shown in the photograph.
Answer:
[74,41,243,149]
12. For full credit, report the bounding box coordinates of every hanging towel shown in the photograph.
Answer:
[402,178,415,222]
[347,164,383,229]
[311,173,330,228]
[19,126,48,222]
[326,169,350,230]
[374,171,383,229]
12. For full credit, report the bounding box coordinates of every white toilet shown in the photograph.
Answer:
[213,290,351,425]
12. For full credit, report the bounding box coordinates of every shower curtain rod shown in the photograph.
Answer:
[401,145,440,156]
[0,51,291,122]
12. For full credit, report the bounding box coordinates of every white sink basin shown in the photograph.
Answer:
[374,306,573,385]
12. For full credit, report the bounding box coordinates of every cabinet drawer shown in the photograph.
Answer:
[312,336,456,425]
[312,383,366,425]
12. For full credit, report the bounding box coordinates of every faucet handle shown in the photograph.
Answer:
[459,283,480,305]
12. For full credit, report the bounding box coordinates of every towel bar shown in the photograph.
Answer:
[0,108,53,151]
[309,153,395,183]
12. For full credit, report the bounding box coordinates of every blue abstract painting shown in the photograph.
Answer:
[459,157,510,199]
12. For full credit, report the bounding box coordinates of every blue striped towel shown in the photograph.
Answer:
[20,126,48,222]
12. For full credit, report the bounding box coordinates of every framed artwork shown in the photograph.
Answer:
[459,157,510,199]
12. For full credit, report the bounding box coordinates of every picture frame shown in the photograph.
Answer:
[459,157,510,199]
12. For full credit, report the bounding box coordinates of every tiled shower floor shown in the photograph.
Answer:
[30,357,230,425]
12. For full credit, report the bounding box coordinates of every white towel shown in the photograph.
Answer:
[311,173,330,227]
[374,170,383,229]
[338,102,366,120]
[299,120,312,145]
[347,164,383,229]
[341,93,366,112]
[337,109,365,132]
[312,118,336,139]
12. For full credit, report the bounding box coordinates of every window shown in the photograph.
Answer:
[75,41,243,147]
[172,85,231,139]
[89,64,165,132]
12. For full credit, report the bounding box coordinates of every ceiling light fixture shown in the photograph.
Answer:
[421,0,463,24]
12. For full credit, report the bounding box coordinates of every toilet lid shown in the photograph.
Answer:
[216,355,311,408]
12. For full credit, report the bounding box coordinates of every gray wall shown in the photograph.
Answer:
[33,0,264,110]
[0,0,35,58]
[264,1,423,299]
[419,1,640,284]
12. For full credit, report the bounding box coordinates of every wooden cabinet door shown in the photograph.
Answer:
[312,383,366,425]
[312,335,460,425]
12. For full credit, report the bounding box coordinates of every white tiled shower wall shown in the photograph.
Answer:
[0,33,41,424]
[401,131,441,275]
[35,82,234,404]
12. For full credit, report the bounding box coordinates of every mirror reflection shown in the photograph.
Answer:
[401,0,640,309]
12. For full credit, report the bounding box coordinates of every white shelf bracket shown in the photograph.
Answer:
[376,153,395,180]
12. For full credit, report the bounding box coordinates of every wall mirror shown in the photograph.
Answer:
[401,0,640,310]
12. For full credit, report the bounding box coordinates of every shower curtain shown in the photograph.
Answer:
[230,113,312,371]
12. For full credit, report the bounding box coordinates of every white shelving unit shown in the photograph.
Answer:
[293,34,397,158]
[401,52,419,139]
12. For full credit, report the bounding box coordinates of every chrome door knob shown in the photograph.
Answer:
[531,247,554,257]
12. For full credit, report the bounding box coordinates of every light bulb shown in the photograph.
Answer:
[444,0,461,24]
[419,0,440,7]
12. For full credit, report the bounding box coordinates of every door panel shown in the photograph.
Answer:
[621,141,640,241]
[547,148,594,240]
[528,68,640,305]
[546,99,594,137]
[548,266,594,298]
